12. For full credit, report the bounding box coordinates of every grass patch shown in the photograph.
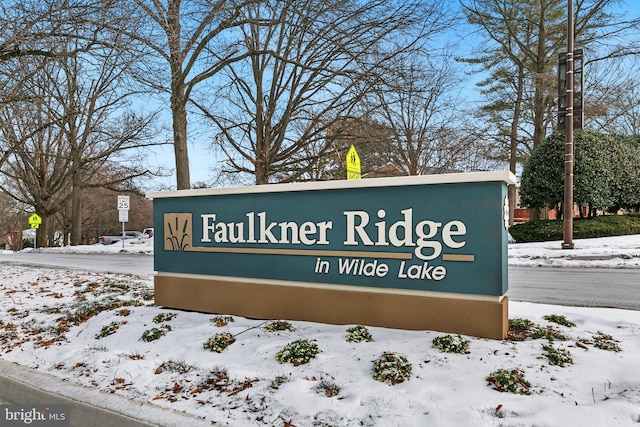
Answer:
[314,379,341,397]
[270,374,291,390]
[155,358,192,374]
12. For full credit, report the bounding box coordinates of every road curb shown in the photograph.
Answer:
[0,359,211,426]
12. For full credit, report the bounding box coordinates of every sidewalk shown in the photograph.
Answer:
[0,360,210,427]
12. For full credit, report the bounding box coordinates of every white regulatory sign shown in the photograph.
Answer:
[119,209,129,223]
[118,195,130,210]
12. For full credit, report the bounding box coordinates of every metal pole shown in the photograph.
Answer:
[562,0,575,249]
[122,220,125,249]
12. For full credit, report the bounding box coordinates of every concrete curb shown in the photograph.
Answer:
[0,360,211,427]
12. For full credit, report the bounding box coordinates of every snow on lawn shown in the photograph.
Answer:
[0,234,639,425]
[508,234,640,268]
[0,264,639,426]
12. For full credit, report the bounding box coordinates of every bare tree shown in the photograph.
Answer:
[585,57,640,134]
[49,38,158,245]
[196,0,452,184]
[0,0,108,169]
[0,76,72,247]
[0,45,158,246]
[361,52,470,176]
[110,0,263,190]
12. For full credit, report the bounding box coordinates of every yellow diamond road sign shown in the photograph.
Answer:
[346,145,361,180]
[28,213,42,229]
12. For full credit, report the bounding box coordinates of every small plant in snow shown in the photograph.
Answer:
[263,320,294,332]
[509,318,534,330]
[270,374,291,390]
[276,339,319,365]
[152,312,176,323]
[95,321,126,339]
[141,324,171,342]
[210,316,234,327]
[314,379,341,397]
[530,326,568,341]
[372,352,412,385]
[126,351,144,360]
[203,332,236,353]
[579,331,621,352]
[507,318,535,341]
[155,358,192,374]
[345,325,373,343]
[542,343,574,366]
[543,314,576,327]
[486,368,531,395]
[432,334,470,354]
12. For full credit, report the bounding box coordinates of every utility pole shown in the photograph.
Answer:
[562,0,575,250]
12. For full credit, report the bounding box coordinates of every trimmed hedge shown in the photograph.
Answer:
[509,213,640,243]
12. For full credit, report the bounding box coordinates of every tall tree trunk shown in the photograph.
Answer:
[509,66,525,226]
[70,167,83,246]
[171,97,190,189]
[168,0,190,190]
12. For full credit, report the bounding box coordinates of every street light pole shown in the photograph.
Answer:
[562,0,575,250]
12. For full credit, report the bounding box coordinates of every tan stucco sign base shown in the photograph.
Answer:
[155,274,508,340]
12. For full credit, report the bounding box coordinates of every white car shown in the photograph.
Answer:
[99,231,143,245]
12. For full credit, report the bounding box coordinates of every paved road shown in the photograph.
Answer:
[508,266,640,310]
[0,252,154,276]
[1,252,638,310]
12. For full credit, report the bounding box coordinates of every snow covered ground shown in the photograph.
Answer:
[0,235,639,426]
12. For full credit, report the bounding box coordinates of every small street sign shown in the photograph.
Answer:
[118,195,130,210]
[346,145,361,180]
[28,213,42,229]
[119,209,129,223]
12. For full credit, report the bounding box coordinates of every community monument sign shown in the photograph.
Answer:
[147,171,516,339]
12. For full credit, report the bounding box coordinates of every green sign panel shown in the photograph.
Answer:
[150,172,514,298]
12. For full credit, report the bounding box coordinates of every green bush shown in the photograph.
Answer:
[345,325,373,343]
[432,334,470,354]
[372,352,412,385]
[263,320,294,332]
[275,339,319,365]
[509,213,640,243]
[203,332,236,353]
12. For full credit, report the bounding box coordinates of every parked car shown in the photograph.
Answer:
[99,231,143,245]
[142,228,154,238]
